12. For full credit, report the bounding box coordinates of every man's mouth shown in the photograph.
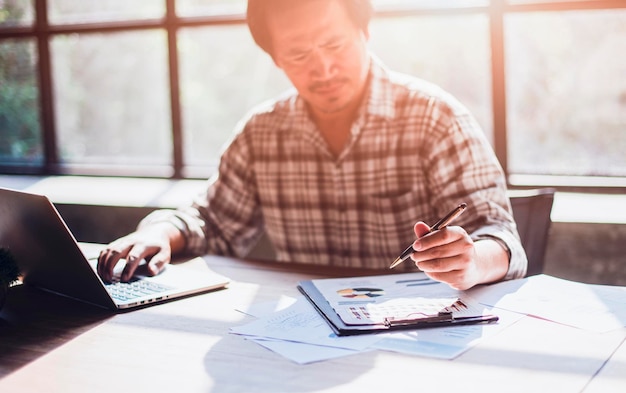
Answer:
[310,79,346,95]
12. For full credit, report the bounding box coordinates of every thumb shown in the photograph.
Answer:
[413,221,431,238]
[146,250,171,276]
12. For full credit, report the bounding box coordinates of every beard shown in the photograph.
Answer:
[307,77,353,113]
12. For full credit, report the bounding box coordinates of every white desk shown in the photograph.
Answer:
[1,256,624,392]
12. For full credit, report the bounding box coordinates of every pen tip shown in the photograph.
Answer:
[389,258,402,269]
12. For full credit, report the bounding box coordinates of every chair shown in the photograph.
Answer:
[508,188,556,277]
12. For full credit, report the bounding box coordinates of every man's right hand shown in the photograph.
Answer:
[96,223,183,283]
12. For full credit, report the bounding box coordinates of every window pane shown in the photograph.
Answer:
[372,0,488,8]
[48,0,164,25]
[0,38,42,164]
[0,0,34,27]
[506,10,626,176]
[368,14,493,143]
[509,0,607,3]
[51,30,171,166]
[176,0,491,17]
[176,0,245,17]
[178,25,290,169]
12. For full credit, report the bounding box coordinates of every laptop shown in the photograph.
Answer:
[0,187,230,311]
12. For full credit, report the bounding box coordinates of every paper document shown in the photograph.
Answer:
[467,274,626,333]
[230,294,516,363]
[311,273,489,327]
[230,297,382,351]
[372,307,524,359]
[233,296,370,364]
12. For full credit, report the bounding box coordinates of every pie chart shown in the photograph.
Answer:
[337,287,385,298]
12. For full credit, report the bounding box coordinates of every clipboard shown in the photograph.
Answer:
[298,275,498,336]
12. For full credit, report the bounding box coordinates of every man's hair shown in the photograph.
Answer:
[246,0,374,57]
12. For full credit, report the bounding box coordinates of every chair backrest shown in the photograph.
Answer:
[508,188,556,277]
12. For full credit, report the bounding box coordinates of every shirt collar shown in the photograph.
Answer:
[362,54,396,122]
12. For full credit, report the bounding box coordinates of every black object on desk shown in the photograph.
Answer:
[298,278,498,336]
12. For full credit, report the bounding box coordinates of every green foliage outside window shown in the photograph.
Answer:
[0,1,41,162]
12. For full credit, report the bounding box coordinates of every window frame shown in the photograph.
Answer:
[1,0,625,193]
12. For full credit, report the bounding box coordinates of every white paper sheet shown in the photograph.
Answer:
[248,337,368,365]
[230,294,519,363]
[467,274,626,333]
[371,307,524,359]
[230,297,383,351]
[235,295,298,318]
[311,272,480,326]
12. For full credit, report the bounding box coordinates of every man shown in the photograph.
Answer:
[98,0,527,290]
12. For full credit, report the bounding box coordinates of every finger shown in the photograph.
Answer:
[424,270,469,291]
[414,225,465,253]
[97,246,129,283]
[121,246,153,282]
[411,221,431,255]
[413,221,431,238]
[413,237,473,271]
[145,250,171,276]
[415,254,461,273]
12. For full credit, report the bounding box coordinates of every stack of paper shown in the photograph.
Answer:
[230,273,626,364]
[230,297,379,364]
[229,274,522,364]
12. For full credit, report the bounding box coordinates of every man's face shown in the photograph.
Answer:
[267,0,370,117]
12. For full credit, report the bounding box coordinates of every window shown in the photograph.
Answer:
[0,36,41,165]
[368,13,493,143]
[0,0,34,26]
[1,0,625,190]
[178,24,289,173]
[506,9,626,177]
[52,30,172,170]
[47,0,164,24]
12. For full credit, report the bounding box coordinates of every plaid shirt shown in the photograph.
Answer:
[142,57,527,280]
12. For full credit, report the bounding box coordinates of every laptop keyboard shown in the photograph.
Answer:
[105,279,173,302]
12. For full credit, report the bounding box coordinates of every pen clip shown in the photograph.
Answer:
[383,311,453,328]
[430,202,467,231]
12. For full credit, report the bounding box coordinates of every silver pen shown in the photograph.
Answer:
[389,203,467,269]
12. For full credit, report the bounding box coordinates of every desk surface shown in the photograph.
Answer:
[1,256,625,393]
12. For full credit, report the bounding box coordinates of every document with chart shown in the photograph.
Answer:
[298,272,498,335]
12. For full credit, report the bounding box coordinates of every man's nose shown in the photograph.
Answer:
[310,49,335,79]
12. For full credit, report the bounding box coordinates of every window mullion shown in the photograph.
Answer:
[489,0,508,178]
[35,0,58,174]
[166,0,183,179]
